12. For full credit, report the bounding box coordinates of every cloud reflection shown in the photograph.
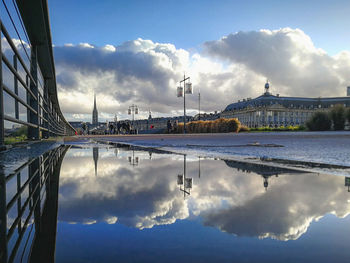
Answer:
[58,147,350,240]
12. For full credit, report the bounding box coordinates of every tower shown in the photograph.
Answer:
[347,86,350,96]
[92,94,98,126]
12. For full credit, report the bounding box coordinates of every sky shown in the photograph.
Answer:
[43,0,350,122]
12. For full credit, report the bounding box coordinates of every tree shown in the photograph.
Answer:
[330,104,345,130]
[306,112,331,131]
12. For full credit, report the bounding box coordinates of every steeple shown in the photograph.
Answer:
[94,93,97,109]
[92,93,98,126]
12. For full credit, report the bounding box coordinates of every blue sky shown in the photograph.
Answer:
[31,0,350,121]
[49,0,350,55]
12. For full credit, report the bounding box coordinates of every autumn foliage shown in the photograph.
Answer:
[174,118,241,133]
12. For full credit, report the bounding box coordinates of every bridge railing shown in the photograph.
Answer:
[0,145,69,263]
[0,0,75,145]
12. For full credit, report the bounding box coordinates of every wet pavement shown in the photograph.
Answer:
[87,131,350,167]
[1,142,350,262]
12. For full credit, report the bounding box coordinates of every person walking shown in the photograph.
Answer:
[167,120,172,133]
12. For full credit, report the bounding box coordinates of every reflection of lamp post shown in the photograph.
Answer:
[177,155,192,198]
[177,74,193,134]
[198,156,201,178]
[128,150,139,166]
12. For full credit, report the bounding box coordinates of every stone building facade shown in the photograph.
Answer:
[221,82,350,128]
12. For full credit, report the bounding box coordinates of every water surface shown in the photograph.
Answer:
[55,145,350,262]
[2,144,350,263]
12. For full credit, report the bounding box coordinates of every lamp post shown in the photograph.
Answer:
[177,74,193,133]
[198,89,201,121]
[128,104,138,132]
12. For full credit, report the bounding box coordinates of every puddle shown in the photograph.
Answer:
[2,144,350,263]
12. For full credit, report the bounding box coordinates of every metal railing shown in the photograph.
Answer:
[0,145,69,263]
[0,0,75,145]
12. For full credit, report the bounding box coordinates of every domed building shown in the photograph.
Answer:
[221,81,350,128]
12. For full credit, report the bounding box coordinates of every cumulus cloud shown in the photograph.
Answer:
[53,28,350,121]
[4,27,350,122]
[204,28,350,97]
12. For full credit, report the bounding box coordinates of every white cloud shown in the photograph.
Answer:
[52,28,350,122]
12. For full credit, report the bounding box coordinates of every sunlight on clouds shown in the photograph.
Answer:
[54,28,350,121]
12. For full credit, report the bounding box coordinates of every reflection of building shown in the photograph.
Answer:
[93,147,99,176]
[345,177,350,192]
[221,82,350,128]
[224,159,305,191]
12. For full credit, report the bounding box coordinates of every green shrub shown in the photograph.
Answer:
[239,125,250,132]
[330,104,346,130]
[306,112,331,131]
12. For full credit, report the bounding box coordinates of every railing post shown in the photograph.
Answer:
[43,79,49,138]
[29,157,41,231]
[28,45,39,140]
[0,24,4,147]
[13,55,19,120]
[0,167,7,263]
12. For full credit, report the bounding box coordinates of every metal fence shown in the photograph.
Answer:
[0,0,75,146]
[0,145,69,263]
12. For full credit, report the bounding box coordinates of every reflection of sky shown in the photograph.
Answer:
[58,147,350,242]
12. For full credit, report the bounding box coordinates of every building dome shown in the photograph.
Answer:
[265,82,269,90]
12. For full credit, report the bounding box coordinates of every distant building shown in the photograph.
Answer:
[221,82,350,128]
[92,94,98,126]
[347,86,350,97]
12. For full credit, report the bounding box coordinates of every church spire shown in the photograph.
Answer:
[92,93,98,126]
[94,93,97,110]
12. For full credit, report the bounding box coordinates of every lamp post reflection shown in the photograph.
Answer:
[198,156,201,178]
[128,150,139,166]
[177,155,193,199]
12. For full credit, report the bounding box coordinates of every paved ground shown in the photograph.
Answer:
[80,131,350,167]
[2,131,349,176]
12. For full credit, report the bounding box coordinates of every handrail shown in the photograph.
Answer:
[0,0,76,145]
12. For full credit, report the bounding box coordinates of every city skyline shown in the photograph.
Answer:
[45,0,350,122]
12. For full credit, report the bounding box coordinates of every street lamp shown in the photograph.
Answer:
[128,104,139,133]
[198,89,201,121]
[177,74,193,133]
